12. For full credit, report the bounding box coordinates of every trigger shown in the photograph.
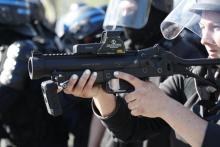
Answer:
[107,79,127,93]
[108,79,120,91]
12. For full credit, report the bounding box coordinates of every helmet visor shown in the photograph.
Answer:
[103,0,152,29]
[160,0,201,40]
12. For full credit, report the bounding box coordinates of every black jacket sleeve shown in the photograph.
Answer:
[161,75,220,147]
[92,96,171,142]
[92,75,188,143]
[202,123,220,147]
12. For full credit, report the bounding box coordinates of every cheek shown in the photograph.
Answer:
[214,31,220,47]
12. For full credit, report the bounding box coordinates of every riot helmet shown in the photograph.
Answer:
[103,0,172,50]
[103,0,152,30]
[0,0,30,25]
[0,0,47,37]
[28,0,46,22]
[161,0,220,42]
[103,0,173,30]
[56,4,105,44]
[190,0,220,14]
[69,2,86,11]
[0,0,45,25]
[99,4,108,12]
[55,2,86,38]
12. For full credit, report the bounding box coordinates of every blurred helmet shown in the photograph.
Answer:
[0,0,30,25]
[103,0,173,30]
[161,0,220,40]
[0,0,46,37]
[55,2,87,38]
[0,0,45,25]
[28,0,46,22]
[69,2,86,11]
[98,4,108,12]
[56,4,105,43]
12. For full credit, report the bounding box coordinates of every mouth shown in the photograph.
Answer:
[209,50,218,55]
[209,48,218,51]
[205,45,220,58]
[208,51,219,59]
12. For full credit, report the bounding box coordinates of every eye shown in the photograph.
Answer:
[213,25,220,31]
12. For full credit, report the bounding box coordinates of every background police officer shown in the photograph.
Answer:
[96,0,206,147]
[0,0,69,146]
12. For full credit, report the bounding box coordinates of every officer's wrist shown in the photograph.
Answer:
[156,95,176,119]
[93,88,117,117]
[93,85,103,100]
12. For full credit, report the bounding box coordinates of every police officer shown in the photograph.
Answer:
[55,4,106,147]
[96,0,206,147]
[104,0,206,59]
[64,0,220,147]
[0,0,68,146]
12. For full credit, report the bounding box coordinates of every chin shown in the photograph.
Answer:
[209,55,220,59]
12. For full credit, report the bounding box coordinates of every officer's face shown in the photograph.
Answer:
[119,0,137,16]
[200,11,220,59]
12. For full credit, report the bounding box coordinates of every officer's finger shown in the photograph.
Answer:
[130,109,140,116]
[83,72,97,95]
[75,69,91,92]
[124,94,136,103]
[64,74,78,94]
[127,100,138,110]
[114,71,142,88]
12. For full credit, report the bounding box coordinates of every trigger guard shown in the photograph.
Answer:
[103,79,128,94]
[102,83,114,94]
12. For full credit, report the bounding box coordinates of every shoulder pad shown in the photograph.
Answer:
[6,40,37,60]
[0,40,37,90]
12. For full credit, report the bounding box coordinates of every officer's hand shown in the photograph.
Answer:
[114,71,170,118]
[64,69,103,98]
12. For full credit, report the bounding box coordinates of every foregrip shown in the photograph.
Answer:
[41,80,63,116]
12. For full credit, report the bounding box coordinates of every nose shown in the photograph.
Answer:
[201,28,215,45]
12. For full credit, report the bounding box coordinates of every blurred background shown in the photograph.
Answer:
[43,0,109,24]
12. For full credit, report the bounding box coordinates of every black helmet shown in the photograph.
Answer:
[56,5,105,43]
[0,0,46,37]
[0,0,30,25]
[0,0,45,25]
[190,0,220,14]
[28,0,45,22]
